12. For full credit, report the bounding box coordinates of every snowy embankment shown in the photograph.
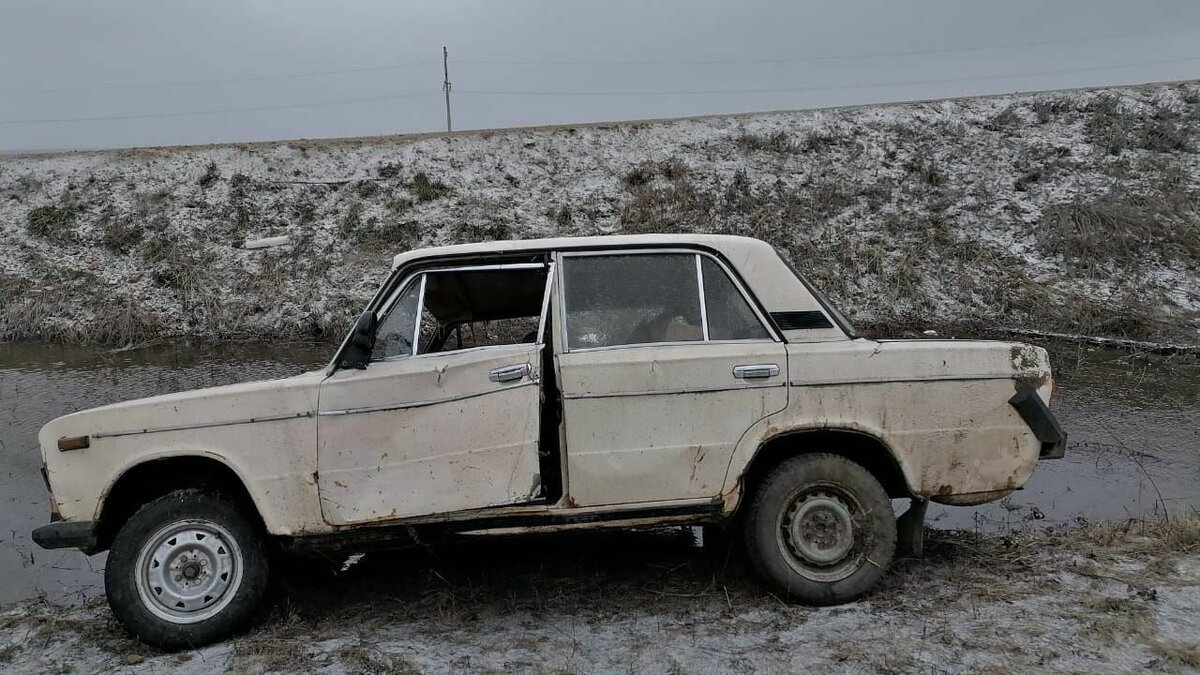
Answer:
[1,82,1198,345]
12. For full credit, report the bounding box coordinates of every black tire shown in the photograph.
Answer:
[104,489,270,650]
[742,453,895,605]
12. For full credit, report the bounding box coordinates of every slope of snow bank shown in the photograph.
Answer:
[1,82,1198,345]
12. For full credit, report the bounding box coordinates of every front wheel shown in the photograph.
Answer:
[104,489,270,649]
[743,454,895,605]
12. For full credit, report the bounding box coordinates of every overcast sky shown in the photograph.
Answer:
[1,0,1199,153]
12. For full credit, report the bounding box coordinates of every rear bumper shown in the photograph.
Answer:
[32,520,98,553]
[1009,386,1067,460]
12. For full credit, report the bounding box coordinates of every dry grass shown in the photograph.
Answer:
[620,175,717,233]
[1086,93,1196,154]
[25,203,77,243]
[355,179,381,199]
[197,161,219,188]
[1063,507,1200,556]
[1038,192,1200,272]
[408,171,450,202]
[1154,641,1200,668]
[97,209,144,253]
[734,129,847,155]
[901,156,948,186]
[1086,94,1136,155]
[983,105,1021,131]
[1031,96,1075,124]
[734,130,795,154]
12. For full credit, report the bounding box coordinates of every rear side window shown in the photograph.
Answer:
[701,257,770,341]
[562,252,771,350]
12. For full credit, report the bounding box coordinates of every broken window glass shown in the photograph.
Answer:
[563,254,702,349]
[372,276,422,360]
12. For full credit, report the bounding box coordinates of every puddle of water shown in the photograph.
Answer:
[929,348,1199,530]
[1,343,1196,606]
[0,341,329,606]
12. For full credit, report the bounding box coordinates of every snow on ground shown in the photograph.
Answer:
[1,82,1198,345]
[2,521,1198,674]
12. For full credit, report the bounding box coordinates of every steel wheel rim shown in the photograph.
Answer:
[134,519,243,624]
[776,484,871,582]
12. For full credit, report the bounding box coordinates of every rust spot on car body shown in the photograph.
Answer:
[1010,344,1041,372]
[932,488,1016,506]
[1014,374,1049,391]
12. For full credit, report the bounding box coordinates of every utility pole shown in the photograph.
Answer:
[442,46,452,132]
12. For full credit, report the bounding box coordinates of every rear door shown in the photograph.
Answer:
[556,251,787,507]
[317,262,552,525]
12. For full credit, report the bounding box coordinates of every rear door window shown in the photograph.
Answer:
[700,257,770,341]
[562,252,771,350]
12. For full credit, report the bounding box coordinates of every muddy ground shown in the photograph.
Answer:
[2,519,1199,674]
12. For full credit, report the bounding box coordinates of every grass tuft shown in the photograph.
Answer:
[26,204,78,243]
[1038,192,1200,271]
[983,105,1021,131]
[197,161,219,188]
[1031,97,1074,124]
[735,130,794,154]
[355,180,380,198]
[902,157,948,187]
[98,211,144,253]
[408,172,451,202]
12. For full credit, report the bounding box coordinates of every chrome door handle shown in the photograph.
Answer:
[733,364,780,379]
[489,363,530,383]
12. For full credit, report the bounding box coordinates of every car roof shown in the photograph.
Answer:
[391,233,771,269]
[387,233,850,343]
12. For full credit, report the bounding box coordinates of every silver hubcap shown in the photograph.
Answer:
[778,489,866,582]
[134,519,243,624]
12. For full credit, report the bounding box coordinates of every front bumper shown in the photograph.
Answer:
[32,520,98,553]
[1009,386,1067,460]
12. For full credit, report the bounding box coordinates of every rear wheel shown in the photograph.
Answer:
[104,489,270,649]
[743,453,895,604]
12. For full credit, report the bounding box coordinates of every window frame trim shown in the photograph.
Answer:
[556,247,780,354]
[370,261,552,363]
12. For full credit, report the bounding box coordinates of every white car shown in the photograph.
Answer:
[33,234,1065,648]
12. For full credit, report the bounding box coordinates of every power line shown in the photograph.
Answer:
[5,25,1193,95]
[3,53,1196,125]
[0,91,437,125]
[457,26,1199,67]
[456,55,1200,97]
[1,60,439,94]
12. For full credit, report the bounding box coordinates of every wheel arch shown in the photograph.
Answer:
[95,453,263,552]
[726,427,916,515]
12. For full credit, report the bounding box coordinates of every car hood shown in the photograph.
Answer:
[38,369,326,455]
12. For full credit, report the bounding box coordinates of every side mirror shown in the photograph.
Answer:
[341,311,378,370]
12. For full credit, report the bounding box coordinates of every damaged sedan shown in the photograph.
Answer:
[33,234,1065,648]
